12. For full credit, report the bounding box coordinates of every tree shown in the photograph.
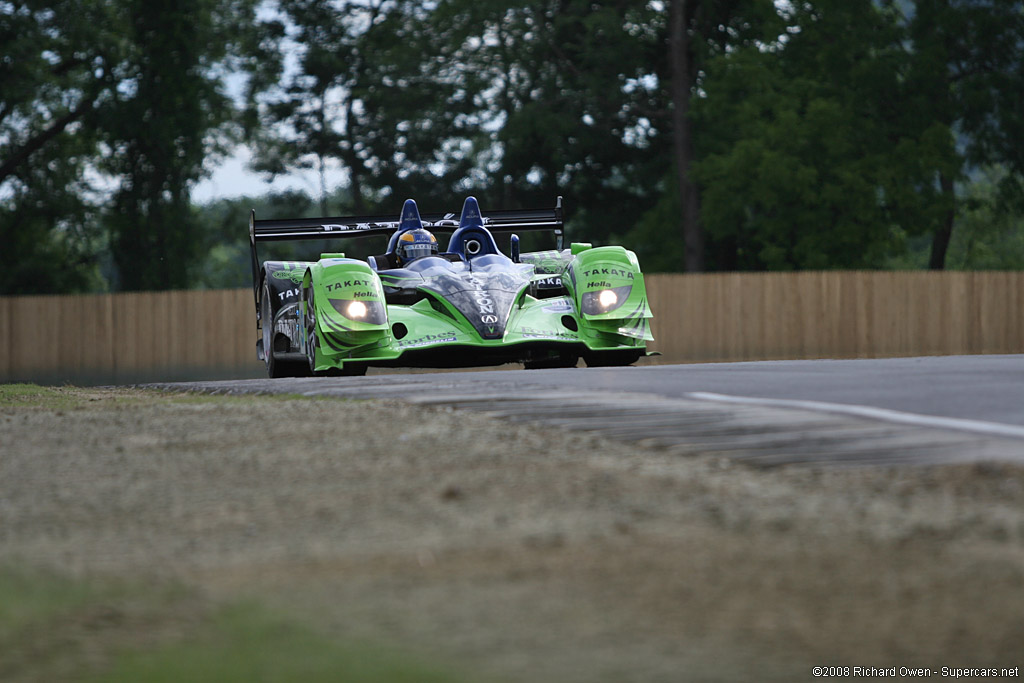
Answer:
[684,0,958,270]
[247,0,405,216]
[0,0,127,293]
[901,0,1024,269]
[403,0,673,243]
[2,0,273,294]
[101,0,266,290]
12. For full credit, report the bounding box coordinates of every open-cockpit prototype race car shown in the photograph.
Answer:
[249,196,654,377]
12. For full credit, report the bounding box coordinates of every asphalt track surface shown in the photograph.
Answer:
[153,354,1024,467]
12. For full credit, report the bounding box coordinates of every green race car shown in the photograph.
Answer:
[249,196,653,377]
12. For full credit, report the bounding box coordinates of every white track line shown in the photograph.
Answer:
[687,392,1024,441]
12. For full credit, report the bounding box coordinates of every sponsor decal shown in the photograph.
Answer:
[481,314,499,324]
[325,279,372,292]
[582,268,634,280]
[518,326,576,340]
[473,290,495,314]
[396,331,459,348]
[277,288,301,301]
[542,299,574,313]
[352,291,377,299]
[272,267,305,285]
[586,281,611,289]
[534,276,563,287]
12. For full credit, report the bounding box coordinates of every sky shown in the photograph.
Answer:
[191,145,346,204]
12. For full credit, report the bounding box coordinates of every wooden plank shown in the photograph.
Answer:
[0,297,10,379]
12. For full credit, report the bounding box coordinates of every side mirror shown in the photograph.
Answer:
[510,234,520,262]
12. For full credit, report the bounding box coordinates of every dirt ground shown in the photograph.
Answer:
[2,386,1023,682]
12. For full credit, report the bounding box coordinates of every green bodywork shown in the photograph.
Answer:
[299,246,653,372]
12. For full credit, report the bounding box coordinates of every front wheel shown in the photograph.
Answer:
[523,349,579,369]
[263,279,308,378]
[303,282,319,374]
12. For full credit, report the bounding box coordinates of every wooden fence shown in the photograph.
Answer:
[645,271,1022,362]
[1,272,1021,383]
[0,289,258,384]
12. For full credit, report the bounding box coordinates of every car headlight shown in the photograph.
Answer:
[346,301,368,319]
[581,285,632,315]
[330,298,387,324]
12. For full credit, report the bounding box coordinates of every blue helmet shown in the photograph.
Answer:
[397,228,438,263]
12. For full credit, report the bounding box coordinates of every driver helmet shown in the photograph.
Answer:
[397,228,438,263]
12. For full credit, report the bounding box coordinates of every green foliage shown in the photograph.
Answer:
[101,0,267,291]
[1,0,270,294]
[686,0,957,270]
[3,0,1024,292]
[939,169,1024,269]
[0,0,122,293]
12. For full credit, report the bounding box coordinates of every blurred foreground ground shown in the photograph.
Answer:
[1,386,1022,681]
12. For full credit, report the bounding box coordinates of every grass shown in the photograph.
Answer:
[0,382,89,409]
[0,565,472,683]
[96,601,468,683]
[0,384,471,683]
[0,382,334,411]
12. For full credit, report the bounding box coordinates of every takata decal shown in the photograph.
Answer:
[325,279,373,292]
[534,276,563,287]
[397,332,459,348]
[582,267,634,280]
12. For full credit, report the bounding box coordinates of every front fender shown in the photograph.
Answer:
[565,246,653,341]
[308,257,390,353]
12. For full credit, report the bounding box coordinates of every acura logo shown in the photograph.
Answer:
[481,314,499,324]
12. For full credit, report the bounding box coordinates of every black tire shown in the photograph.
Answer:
[322,363,368,377]
[583,349,643,367]
[262,279,310,378]
[303,282,318,375]
[261,280,280,378]
[523,350,579,369]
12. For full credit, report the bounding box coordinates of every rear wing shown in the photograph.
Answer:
[249,197,564,308]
